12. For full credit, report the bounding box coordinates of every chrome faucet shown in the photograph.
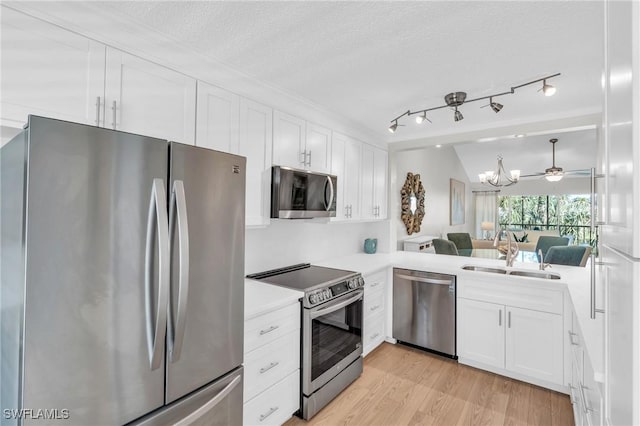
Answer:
[538,249,551,270]
[493,228,519,267]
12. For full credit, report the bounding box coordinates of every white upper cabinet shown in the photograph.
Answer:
[0,7,105,128]
[272,110,331,173]
[304,123,332,173]
[272,110,306,169]
[331,132,361,221]
[196,81,239,153]
[239,98,273,227]
[360,144,388,220]
[105,49,196,144]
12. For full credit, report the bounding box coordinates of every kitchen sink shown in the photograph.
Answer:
[461,265,508,274]
[507,270,561,280]
[461,265,561,280]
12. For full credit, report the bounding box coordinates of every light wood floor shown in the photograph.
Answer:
[284,343,573,426]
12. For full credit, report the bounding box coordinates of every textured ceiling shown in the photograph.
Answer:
[91,1,603,143]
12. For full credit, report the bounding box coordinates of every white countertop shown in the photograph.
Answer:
[245,250,603,381]
[244,278,303,321]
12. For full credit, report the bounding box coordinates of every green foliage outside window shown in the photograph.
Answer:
[498,195,594,246]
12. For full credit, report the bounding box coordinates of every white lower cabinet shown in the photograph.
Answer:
[457,278,564,388]
[363,270,387,356]
[568,308,603,426]
[243,302,300,425]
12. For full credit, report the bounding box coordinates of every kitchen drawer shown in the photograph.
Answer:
[363,313,385,356]
[363,287,384,319]
[244,330,299,402]
[243,369,300,426]
[459,279,563,314]
[364,270,386,292]
[245,302,299,353]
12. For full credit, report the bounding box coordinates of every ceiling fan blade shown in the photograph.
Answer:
[519,172,546,178]
[564,169,593,176]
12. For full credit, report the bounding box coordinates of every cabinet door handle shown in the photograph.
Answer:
[299,150,306,165]
[370,281,380,288]
[498,310,502,326]
[306,150,312,167]
[95,96,101,126]
[259,325,279,336]
[259,406,279,422]
[370,305,380,312]
[111,100,117,129]
[370,332,380,340]
[259,361,279,374]
[568,331,579,346]
[508,311,511,328]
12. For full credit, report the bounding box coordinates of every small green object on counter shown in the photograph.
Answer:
[364,238,377,254]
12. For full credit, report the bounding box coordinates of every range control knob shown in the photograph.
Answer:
[348,279,356,289]
[309,294,318,304]
[358,276,365,287]
[325,289,332,299]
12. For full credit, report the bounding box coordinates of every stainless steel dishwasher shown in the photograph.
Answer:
[392,268,456,358]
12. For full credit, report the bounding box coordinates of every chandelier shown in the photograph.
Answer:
[388,73,560,133]
[479,155,520,187]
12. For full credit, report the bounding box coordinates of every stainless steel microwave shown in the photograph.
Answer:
[271,166,337,219]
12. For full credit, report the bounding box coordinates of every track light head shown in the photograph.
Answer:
[542,79,556,96]
[388,122,398,133]
[490,97,503,113]
[454,107,463,122]
[415,112,431,124]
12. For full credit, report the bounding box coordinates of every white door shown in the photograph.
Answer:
[272,110,305,169]
[373,148,388,219]
[305,123,331,173]
[330,133,347,220]
[105,48,196,144]
[195,81,239,153]
[457,298,504,369]
[360,144,375,220]
[239,98,273,227]
[344,138,362,220]
[505,306,563,385]
[0,7,105,128]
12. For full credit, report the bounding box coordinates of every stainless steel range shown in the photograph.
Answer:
[247,263,364,419]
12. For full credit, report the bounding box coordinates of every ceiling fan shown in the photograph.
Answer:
[520,138,591,181]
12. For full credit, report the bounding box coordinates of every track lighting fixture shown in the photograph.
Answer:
[415,112,431,124]
[388,73,560,132]
[541,79,557,96]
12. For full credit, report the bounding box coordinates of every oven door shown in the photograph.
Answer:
[302,289,363,395]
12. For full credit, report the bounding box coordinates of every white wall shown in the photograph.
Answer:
[392,145,473,249]
[245,220,390,274]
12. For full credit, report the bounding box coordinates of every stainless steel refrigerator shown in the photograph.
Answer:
[1,116,245,425]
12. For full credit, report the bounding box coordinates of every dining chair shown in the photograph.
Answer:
[545,245,592,267]
[447,233,473,257]
[535,236,569,262]
[433,239,459,256]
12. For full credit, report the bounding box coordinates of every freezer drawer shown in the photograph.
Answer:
[392,268,456,357]
[132,367,243,426]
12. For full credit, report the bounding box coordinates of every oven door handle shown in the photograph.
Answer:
[310,291,363,319]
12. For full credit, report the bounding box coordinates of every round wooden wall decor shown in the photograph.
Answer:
[400,172,425,235]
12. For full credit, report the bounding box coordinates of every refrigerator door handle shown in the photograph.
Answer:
[169,180,190,363]
[145,178,170,370]
[173,375,242,426]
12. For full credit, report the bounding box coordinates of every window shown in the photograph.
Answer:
[498,195,594,245]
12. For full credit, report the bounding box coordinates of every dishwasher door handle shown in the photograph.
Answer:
[395,274,453,286]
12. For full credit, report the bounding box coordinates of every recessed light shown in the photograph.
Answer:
[514,134,525,138]
[435,144,442,148]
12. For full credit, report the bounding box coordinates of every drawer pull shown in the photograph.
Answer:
[580,385,594,413]
[259,406,279,422]
[568,331,579,346]
[259,361,280,374]
[370,281,381,287]
[370,332,380,340]
[259,325,280,336]
[370,305,381,312]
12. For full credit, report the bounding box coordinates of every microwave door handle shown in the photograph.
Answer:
[310,291,363,319]
[145,179,170,370]
[323,175,334,211]
[168,180,190,363]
